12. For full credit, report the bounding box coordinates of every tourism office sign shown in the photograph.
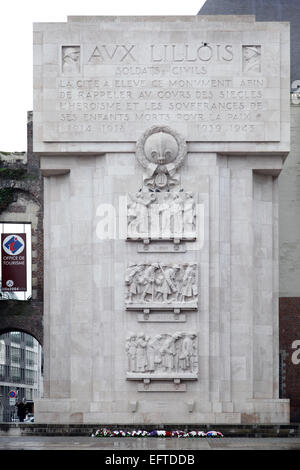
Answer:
[1,234,27,292]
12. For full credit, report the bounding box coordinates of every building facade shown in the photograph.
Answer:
[0,331,43,422]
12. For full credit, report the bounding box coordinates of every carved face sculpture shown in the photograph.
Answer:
[243,46,260,61]
[243,46,261,72]
[173,332,182,340]
[63,47,80,63]
[62,47,80,74]
[144,131,178,166]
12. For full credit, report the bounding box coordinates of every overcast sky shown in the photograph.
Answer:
[0,0,205,152]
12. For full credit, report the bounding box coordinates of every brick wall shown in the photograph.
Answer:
[0,115,43,345]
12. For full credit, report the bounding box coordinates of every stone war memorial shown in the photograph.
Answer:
[33,15,290,424]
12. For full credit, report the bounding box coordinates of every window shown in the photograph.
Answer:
[25,369,36,385]
[10,332,21,344]
[25,334,34,348]
[0,364,5,380]
[25,388,33,400]
[0,340,5,365]
[10,346,20,365]
[25,350,36,368]
[11,366,21,382]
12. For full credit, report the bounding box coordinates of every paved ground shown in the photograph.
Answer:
[1,436,300,450]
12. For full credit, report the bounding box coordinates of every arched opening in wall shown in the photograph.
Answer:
[0,330,43,422]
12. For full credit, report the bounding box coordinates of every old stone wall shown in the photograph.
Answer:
[32,15,290,424]
[0,114,43,345]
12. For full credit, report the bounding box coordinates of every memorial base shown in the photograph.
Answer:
[35,398,290,425]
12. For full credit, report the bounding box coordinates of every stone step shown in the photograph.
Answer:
[1,423,300,437]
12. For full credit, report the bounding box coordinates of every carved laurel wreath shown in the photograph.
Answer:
[136,125,187,170]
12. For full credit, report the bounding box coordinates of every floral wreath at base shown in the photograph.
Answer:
[91,428,223,438]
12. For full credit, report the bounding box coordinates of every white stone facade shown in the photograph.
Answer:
[34,15,290,424]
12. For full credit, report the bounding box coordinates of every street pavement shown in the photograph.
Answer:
[1,436,300,450]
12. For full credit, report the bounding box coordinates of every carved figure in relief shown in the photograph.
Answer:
[179,333,197,371]
[155,264,180,303]
[125,264,144,302]
[136,126,187,190]
[243,45,261,73]
[136,333,148,372]
[179,263,198,303]
[171,193,184,236]
[127,192,156,237]
[182,193,196,237]
[160,193,172,237]
[125,263,198,305]
[62,46,80,74]
[147,334,163,371]
[161,332,182,372]
[126,332,198,375]
[139,263,159,302]
[127,191,196,240]
[126,335,137,372]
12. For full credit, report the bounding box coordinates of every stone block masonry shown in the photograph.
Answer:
[34,15,290,424]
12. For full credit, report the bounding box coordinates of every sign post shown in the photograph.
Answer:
[1,234,27,292]
[8,390,16,407]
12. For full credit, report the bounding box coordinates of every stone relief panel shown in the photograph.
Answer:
[136,126,187,190]
[242,45,261,73]
[125,262,198,310]
[126,331,198,380]
[62,46,80,74]
[127,191,197,241]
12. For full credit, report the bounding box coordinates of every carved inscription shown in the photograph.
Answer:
[42,35,281,142]
[125,262,198,309]
[126,332,198,379]
[57,75,267,140]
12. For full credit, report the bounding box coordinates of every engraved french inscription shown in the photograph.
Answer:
[40,28,281,142]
